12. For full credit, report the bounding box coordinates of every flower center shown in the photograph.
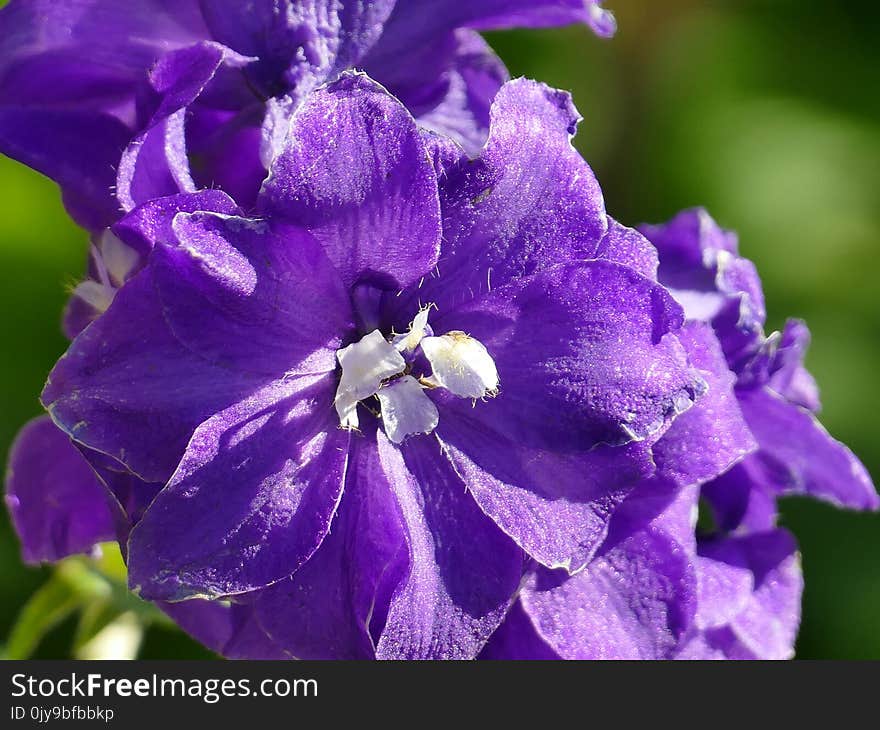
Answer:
[333,306,499,444]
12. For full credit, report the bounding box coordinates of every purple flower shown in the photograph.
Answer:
[680,529,803,660]
[481,210,877,660]
[5,416,116,563]
[481,487,699,660]
[35,74,709,659]
[643,209,877,659]
[4,2,873,657]
[482,492,804,660]
[0,0,615,230]
[640,209,879,523]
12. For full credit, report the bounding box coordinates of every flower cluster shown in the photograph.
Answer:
[3,1,876,660]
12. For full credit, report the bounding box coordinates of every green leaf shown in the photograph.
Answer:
[72,600,124,653]
[2,572,84,660]
[1,543,172,659]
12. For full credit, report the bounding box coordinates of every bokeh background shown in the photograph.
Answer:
[1,0,878,658]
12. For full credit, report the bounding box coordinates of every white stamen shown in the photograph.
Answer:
[334,330,405,429]
[74,230,141,317]
[333,308,499,441]
[420,331,499,399]
[98,230,140,288]
[73,280,116,314]
[376,376,439,444]
[392,306,432,352]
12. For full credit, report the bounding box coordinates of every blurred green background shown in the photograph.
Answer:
[1,0,878,658]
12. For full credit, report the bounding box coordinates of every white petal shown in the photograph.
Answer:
[336,330,405,401]
[392,306,432,352]
[334,330,406,429]
[98,230,141,288]
[377,376,439,444]
[334,391,360,431]
[420,331,499,399]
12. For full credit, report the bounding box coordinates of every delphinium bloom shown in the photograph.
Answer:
[2,0,617,541]
[645,210,878,658]
[3,7,874,661]
[2,0,618,623]
[0,0,616,230]
[22,73,723,659]
[641,209,878,519]
[480,210,878,660]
